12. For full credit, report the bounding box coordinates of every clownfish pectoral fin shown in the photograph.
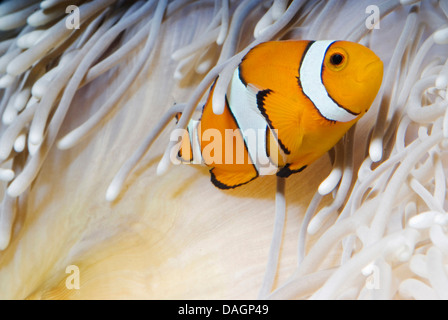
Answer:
[210,167,258,189]
[247,83,304,156]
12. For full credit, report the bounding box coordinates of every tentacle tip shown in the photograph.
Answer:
[306,226,317,235]
[195,63,211,75]
[318,169,342,195]
[173,70,184,81]
[212,104,225,115]
[369,141,383,162]
[0,74,15,88]
[396,247,413,262]
[0,169,15,182]
[436,75,447,90]
[217,25,227,45]
[156,158,170,176]
[26,15,42,28]
[29,133,43,147]
[307,219,320,235]
[434,213,448,226]
[6,61,25,77]
[6,184,23,198]
[171,52,181,61]
[434,27,448,45]
[0,237,10,251]
[254,26,270,39]
[40,1,52,9]
[31,82,47,99]
[106,184,120,202]
[318,182,332,196]
[361,263,376,276]
[408,211,438,229]
[2,111,17,125]
[13,137,26,153]
[56,136,74,150]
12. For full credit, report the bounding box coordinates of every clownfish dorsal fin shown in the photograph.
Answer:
[210,167,258,189]
[246,83,304,156]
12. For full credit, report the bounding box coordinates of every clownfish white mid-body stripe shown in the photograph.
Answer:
[300,40,359,122]
[187,118,202,164]
[227,68,278,175]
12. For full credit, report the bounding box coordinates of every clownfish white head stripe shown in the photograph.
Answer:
[299,40,359,122]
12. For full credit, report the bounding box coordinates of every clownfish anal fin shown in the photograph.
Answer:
[247,84,303,156]
[276,163,307,178]
[210,167,258,189]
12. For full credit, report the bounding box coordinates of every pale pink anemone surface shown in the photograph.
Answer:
[0,0,447,300]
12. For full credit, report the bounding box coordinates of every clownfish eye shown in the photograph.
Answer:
[330,53,344,66]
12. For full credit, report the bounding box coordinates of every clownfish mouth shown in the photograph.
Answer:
[356,59,383,82]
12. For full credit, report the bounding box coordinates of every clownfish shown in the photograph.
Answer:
[177,40,383,189]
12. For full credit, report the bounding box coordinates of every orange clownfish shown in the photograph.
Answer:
[177,40,383,189]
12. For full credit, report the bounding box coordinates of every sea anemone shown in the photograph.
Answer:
[0,0,447,300]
